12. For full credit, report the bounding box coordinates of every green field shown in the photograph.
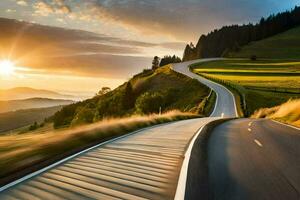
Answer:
[227,26,300,59]
[192,59,300,116]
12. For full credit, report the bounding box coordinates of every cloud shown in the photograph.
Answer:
[33,1,55,16]
[9,0,299,43]
[159,42,186,50]
[6,9,17,13]
[56,5,71,14]
[17,0,28,6]
[84,0,297,41]
[33,0,71,16]
[26,54,152,78]
[0,17,153,78]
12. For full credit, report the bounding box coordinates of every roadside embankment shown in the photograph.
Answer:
[0,111,198,187]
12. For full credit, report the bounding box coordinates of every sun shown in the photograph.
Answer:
[0,59,15,76]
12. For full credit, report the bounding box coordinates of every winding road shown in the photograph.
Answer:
[0,58,236,200]
[172,58,237,118]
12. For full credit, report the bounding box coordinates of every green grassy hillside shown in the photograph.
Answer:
[53,66,211,128]
[228,26,300,59]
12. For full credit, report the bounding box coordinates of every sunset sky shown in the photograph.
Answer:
[0,0,298,97]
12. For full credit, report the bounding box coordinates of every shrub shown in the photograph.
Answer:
[71,107,95,126]
[250,55,257,61]
[135,92,165,114]
[28,122,38,131]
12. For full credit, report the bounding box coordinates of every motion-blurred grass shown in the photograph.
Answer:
[0,111,198,181]
[252,99,300,128]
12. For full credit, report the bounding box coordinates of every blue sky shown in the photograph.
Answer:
[1,0,298,42]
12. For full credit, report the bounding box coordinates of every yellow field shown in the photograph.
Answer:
[192,59,300,115]
[201,73,300,89]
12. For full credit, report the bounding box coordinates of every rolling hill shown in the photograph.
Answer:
[0,98,74,113]
[0,106,64,133]
[0,87,75,101]
[227,26,300,59]
[183,6,300,61]
[53,65,212,128]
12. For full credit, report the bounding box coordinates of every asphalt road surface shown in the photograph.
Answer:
[208,118,300,200]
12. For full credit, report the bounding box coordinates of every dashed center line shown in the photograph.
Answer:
[248,122,252,126]
[254,139,263,147]
[248,128,252,132]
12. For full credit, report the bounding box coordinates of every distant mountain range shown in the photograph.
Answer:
[0,97,74,113]
[0,87,76,101]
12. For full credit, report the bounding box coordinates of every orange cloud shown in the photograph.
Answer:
[33,0,71,16]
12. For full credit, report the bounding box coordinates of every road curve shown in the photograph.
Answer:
[208,118,300,200]
[172,58,238,118]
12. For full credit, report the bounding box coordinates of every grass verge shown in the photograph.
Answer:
[203,91,217,116]
[0,110,199,186]
[252,99,300,128]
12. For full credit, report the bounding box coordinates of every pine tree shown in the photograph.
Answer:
[152,56,160,70]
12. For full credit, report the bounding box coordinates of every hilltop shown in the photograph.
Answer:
[53,66,213,128]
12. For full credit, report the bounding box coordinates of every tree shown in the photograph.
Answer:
[97,87,111,96]
[122,82,135,109]
[29,122,38,131]
[159,55,181,66]
[135,92,164,114]
[152,56,160,70]
[71,107,94,126]
[250,55,257,61]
